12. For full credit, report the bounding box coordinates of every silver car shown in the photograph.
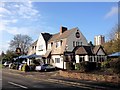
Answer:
[35,64,56,71]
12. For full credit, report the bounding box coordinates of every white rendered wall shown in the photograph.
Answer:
[36,33,47,55]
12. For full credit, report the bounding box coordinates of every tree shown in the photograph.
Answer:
[9,34,33,54]
[103,25,120,54]
[0,51,5,61]
[3,50,17,62]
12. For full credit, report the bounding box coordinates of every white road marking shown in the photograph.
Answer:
[8,81,28,89]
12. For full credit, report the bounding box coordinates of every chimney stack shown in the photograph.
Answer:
[60,26,67,35]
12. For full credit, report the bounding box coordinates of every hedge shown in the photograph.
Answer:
[75,61,101,72]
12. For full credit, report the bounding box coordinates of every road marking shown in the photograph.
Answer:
[8,81,28,89]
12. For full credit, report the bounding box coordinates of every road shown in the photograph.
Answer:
[2,69,88,90]
[2,68,120,90]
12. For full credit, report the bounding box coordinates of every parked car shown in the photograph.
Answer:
[35,64,56,71]
[3,61,10,67]
[9,63,13,69]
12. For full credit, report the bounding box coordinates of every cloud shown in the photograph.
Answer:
[105,6,118,18]
[0,41,9,53]
[0,1,41,34]
[0,7,11,17]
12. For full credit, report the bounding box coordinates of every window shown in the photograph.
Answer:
[79,57,85,62]
[60,40,63,46]
[78,42,80,46]
[55,58,60,63]
[56,42,60,48]
[38,45,43,51]
[89,56,93,62]
[51,42,53,47]
[76,42,78,46]
[79,57,82,62]
[73,41,74,47]
[32,46,34,50]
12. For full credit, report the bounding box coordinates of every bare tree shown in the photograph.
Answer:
[9,34,33,54]
[103,24,120,54]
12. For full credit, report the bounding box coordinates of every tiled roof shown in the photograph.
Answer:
[73,45,106,55]
[73,46,94,55]
[31,40,38,46]
[93,45,106,55]
[48,27,77,42]
[41,33,52,44]
[93,45,101,54]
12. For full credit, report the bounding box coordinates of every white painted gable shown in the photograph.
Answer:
[36,33,46,55]
[97,48,105,55]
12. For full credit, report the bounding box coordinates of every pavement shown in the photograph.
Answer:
[2,68,120,90]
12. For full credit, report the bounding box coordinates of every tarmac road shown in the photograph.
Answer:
[2,68,120,90]
[2,68,88,90]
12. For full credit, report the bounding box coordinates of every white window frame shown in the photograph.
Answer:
[55,58,60,63]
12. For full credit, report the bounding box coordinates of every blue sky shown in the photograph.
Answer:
[0,1,118,53]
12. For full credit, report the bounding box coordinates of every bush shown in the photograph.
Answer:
[110,59,120,74]
[66,62,74,70]
[21,63,30,72]
[96,63,101,70]
[81,62,97,72]
[10,63,16,69]
[101,60,110,68]
[75,62,101,72]
[75,63,80,70]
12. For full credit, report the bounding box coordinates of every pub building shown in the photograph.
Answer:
[28,26,107,69]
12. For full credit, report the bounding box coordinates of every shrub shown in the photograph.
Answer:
[96,63,101,70]
[75,62,100,72]
[21,63,29,72]
[10,63,16,69]
[66,62,74,70]
[75,63,80,70]
[110,58,120,74]
[101,59,110,68]
[81,62,96,72]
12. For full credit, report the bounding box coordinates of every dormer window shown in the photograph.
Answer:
[32,46,34,50]
[73,41,75,47]
[56,41,60,48]
[60,40,63,46]
[51,42,53,47]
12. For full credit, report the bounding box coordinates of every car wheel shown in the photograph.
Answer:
[44,69,47,72]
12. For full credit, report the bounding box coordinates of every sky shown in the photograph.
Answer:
[0,0,118,53]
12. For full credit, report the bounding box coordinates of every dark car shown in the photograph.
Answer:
[35,64,56,71]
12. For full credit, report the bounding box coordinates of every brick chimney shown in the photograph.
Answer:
[60,26,67,35]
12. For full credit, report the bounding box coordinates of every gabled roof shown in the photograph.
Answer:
[31,40,38,46]
[73,45,106,55]
[93,45,100,54]
[49,27,77,42]
[41,33,52,44]
[93,45,106,55]
[73,46,94,55]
